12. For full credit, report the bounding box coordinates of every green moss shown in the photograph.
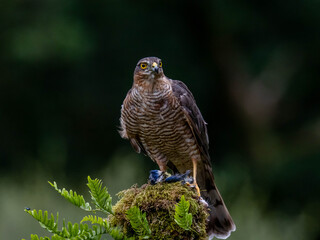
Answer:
[109,182,209,239]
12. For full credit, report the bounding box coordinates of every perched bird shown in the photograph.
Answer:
[119,57,236,239]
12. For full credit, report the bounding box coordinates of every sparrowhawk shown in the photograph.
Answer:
[119,57,236,239]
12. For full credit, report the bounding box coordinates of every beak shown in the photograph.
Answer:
[152,62,159,73]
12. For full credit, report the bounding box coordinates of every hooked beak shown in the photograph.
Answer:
[151,62,159,73]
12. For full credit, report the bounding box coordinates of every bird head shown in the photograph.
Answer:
[134,56,164,81]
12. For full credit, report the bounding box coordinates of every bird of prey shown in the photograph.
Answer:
[119,56,236,239]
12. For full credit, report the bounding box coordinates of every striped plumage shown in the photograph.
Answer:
[119,57,236,239]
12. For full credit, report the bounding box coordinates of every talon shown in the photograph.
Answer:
[186,182,201,197]
[194,183,201,197]
[190,183,201,197]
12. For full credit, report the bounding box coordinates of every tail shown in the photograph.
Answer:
[198,163,236,239]
[205,181,236,239]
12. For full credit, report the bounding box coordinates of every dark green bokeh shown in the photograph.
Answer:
[0,0,319,239]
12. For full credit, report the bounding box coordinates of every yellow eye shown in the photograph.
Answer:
[159,61,162,67]
[140,63,147,69]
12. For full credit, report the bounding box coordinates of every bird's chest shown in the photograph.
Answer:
[127,92,185,140]
[142,95,180,128]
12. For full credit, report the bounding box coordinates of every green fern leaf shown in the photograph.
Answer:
[51,236,64,240]
[81,215,106,226]
[28,235,51,240]
[126,206,151,238]
[87,176,113,214]
[49,181,92,211]
[109,227,135,240]
[25,209,105,240]
[174,195,193,231]
[81,215,131,240]
[27,234,64,240]
[26,209,60,234]
[22,234,59,240]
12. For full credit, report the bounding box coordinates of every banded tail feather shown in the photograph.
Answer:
[199,162,236,239]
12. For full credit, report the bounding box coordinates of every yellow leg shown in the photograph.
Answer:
[192,158,201,197]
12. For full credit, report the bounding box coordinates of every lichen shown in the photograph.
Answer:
[109,182,209,239]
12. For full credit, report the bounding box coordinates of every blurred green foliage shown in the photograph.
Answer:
[0,0,319,239]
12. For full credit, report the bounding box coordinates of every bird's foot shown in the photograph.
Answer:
[187,183,201,197]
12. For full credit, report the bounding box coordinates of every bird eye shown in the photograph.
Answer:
[159,61,162,67]
[140,63,147,69]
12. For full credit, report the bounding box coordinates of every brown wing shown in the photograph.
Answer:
[171,79,211,163]
[171,80,236,238]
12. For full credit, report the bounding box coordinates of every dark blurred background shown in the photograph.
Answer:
[1,0,319,239]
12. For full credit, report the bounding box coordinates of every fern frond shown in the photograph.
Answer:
[81,215,106,226]
[27,234,51,240]
[26,234,64,240]
[25,209,105,240]
[60,220,104,239]
[81,215,133,240]
[25,209,59,234]
[126,206,151,238]
[49,181,92,211]
[87,176,113,215]
[109,227,135,240]
[174,195,193,231]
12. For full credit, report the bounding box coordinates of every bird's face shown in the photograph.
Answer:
[134,57,164,80]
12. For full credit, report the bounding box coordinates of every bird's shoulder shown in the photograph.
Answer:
[169,79,200,120]
[169,79,195,100]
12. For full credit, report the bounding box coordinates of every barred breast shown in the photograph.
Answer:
[120,85,198,172]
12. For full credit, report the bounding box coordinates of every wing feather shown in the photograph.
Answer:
[171,79,211,163]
